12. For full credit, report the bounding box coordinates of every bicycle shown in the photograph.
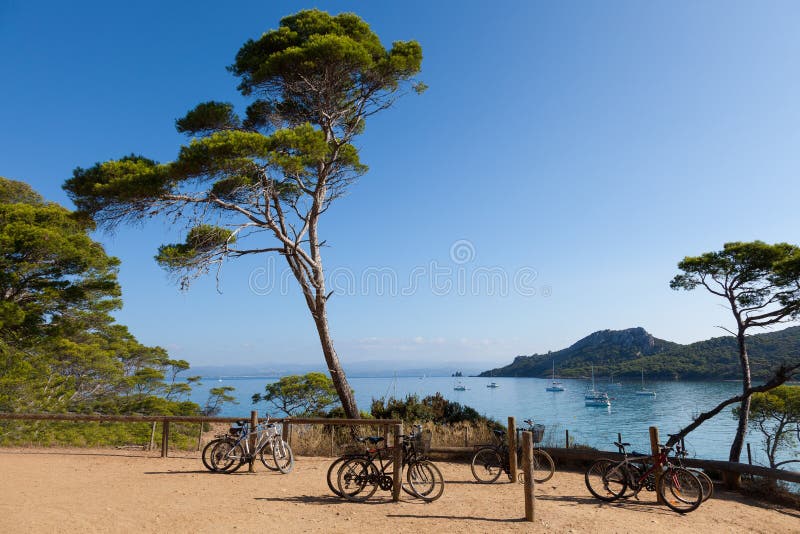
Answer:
[335,426,445,502]
[670,436,713,502]
[585,440,703,513]
[205,419,293,474]
[470,419,555,484]
[326,425,426,498]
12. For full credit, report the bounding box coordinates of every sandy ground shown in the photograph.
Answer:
[0,448,797,533]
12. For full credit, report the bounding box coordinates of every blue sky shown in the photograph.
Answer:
[2,1,799,368]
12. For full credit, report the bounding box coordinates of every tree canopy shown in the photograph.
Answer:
[736,385,800,469]
[671,240,800,465]
[252,372,338,417]
[0,177,199,419]
[63,10,424,418]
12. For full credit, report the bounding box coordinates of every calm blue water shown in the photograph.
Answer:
[189,375,781,464]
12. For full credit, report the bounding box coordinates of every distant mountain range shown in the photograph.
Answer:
[190,360,490,379]
[478,326,800,381]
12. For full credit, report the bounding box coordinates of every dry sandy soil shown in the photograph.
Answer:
[0,448,797,533]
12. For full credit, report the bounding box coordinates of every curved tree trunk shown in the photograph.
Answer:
[728,332,751,487]
[730,332,751,462]
[312,302,359,419]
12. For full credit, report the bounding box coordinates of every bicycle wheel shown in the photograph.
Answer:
[658,468,703,513]
[210,440,246,473]
[202,438,229,472]
[258,441,278,471]
[337,458,379,502]
[407,460,445,502]
[690,469,714,501]
[470,447,504,483]
[585,459,627,502]
[532,449,555,483]
[327,456,351,497]
[272,439,294,474]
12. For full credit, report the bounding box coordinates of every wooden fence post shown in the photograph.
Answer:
[464,426,469,447]
[282,420,291,446]
[747,442,752,465]
[565,429,569,448]
[249,410,258,472]
[196,422,203,451]
[521,430,535,522]
[508,417,517,483]
[649,426,663,504]
[149,421,157,451]
[392,423,403,502]
[161,420,170,458]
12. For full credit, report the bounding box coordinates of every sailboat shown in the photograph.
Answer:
[635,369,656,397]
[486,371,499,388]
[453,378,467,391]
[545,361,565,392]
[608,371,623,388]
[585,364,610,407]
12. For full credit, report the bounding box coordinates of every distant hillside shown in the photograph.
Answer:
[479,326,800,381]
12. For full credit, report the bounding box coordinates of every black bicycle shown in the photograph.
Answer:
[470,419,555,484]
[669,435,713,502]
[334,426,444,502]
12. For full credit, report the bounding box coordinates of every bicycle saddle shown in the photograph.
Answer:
[356,436,385,444]
[523,419,534,426]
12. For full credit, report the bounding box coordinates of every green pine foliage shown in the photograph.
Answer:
[0,177,212,447]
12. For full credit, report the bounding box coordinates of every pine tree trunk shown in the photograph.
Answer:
[728,331,751,483]
[311,303,359,419]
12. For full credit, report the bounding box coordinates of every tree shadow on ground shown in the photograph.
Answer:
[535,494,676,516]
[0,449,151,459]
[255,494,427,506]
[386,514,525,523]
[143,469,216,475]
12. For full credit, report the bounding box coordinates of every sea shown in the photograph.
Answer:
[189,375,790,465]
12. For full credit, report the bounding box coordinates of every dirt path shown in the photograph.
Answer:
[0,448,796,533]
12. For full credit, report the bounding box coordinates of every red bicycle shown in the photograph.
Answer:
[585,441,703,513]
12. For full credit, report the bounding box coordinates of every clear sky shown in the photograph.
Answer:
[2,1,799,368]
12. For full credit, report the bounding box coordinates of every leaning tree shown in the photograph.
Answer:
[64,10,424,418]
[671,241,800,464]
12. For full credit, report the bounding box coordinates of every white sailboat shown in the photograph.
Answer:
[453,378,467,391]
[585,364,610,407]
[546,361,565,392]
[635,369,656,397]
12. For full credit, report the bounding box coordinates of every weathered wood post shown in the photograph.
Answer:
[508,416,518,482]
[747,442,752,465]
[521,430,535,521]
[282,419,291,446]
[649,426,663,503]
[149,421,157,451]
[464,426,469,447]
[249,410,258,472]
[392,423,403,502]
[196,422,203,451]
[565,429,569,448]
[161,419,170,458]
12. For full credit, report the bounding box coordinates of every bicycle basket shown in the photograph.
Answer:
[532,424,545,444]
[412,430,432,455]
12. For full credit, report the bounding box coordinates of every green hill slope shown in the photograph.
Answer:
[479,326,800,380]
